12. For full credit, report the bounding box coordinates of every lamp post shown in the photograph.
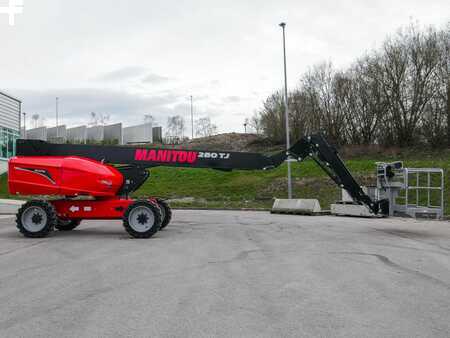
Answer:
[55,97,59,138]
[22,112,26,138]
[190,95,194,139]
[279,22,292,199]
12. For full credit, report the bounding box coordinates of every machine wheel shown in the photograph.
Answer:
[55,219,81,231]
[123,200,162,238]
[16,200,57,238]
[156,198,172,230]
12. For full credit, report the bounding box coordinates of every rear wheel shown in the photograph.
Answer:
[157,198,172,230]
[123,200,162,238]
[16,200,57,238]
[55,219,81,231]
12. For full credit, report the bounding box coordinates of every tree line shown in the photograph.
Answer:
[255,22,450,147]
[165,115,217,144]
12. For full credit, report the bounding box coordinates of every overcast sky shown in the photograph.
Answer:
[1,0,449,135]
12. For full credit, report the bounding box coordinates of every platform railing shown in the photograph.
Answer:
[376,163,444,219]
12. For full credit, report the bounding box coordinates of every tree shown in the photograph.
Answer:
[195,117,217,137]
[166,115,185,139]
[259,91,285,143]
[256,21,449,148]
[341,57,387,145]
[89,112,110,126]
[437,23,450,145]
[248,111,263,134]
[376,24,441,146]
[300,62,347,145]
[289,89,312,139]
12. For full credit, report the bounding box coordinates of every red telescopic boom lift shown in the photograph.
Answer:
[8,134,388,238]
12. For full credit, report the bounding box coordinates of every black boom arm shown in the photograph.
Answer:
[287,135,387,215]
[16,139,284,171]
[16,135,387,214]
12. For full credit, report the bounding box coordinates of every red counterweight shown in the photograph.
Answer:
[8,156,123,197]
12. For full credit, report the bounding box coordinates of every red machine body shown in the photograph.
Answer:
[8,156,157,222]
[8,156,123,197]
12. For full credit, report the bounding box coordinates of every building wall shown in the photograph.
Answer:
[104,123,122,144]
[47,125,67,143]
[25,122,160,147]
[123,122,153,144]
[0,92,20,132]
[152,126,162,143]
[87,125,104,142]
[26,127,48,141]
[67,126,87,143]
[0,92,21,163]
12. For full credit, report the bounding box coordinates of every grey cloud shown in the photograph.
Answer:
[223,96,241,103]
[98,67,171,85]
[142,73,170,84]
[97,67,147,81]
[15,88,181,128]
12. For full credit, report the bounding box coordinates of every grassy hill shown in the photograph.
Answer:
[133,157,449,214]
[2,133,449,214]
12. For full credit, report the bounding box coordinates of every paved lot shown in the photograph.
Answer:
[0,210,449,337]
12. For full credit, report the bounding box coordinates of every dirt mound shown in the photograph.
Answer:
[185,133,278,152]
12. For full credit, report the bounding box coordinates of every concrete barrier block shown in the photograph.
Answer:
[0,199,25,215]
[331,203,374,217]
[272,199,322,215]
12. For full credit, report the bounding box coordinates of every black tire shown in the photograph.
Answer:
[55,219,81,231]
[157,198,172,230]
[123,200,162,238]
[16,200,57,238]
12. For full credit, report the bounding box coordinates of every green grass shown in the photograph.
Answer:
[0,173,9,197]
[2,155,450,214]
[133,156,450,214]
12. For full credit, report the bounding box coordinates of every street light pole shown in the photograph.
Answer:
[22,112,26,138]
[55,97,59,138]
[190,95,194,139]
[279,22,292,199]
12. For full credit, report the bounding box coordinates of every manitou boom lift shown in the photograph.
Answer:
[8,134,388,238]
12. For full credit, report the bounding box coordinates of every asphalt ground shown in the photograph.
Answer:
[0,210,449,337]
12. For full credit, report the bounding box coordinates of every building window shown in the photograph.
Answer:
[0,127,19,159]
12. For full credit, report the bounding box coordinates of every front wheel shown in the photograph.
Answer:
[16,200,57,238]
[123,201,162,238]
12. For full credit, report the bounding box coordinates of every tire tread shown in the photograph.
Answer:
[16,200,57,238]
[123,200,162,238]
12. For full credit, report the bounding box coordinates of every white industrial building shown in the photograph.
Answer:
[87,125,104,142]
[122,122,152,144]
[153,126,162,143]
[47,125,67,143]
[25,122,159,145]
[67,125,87,143]
[25,126,47,141]
[103,123,122,144]
[0,91,21,172]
